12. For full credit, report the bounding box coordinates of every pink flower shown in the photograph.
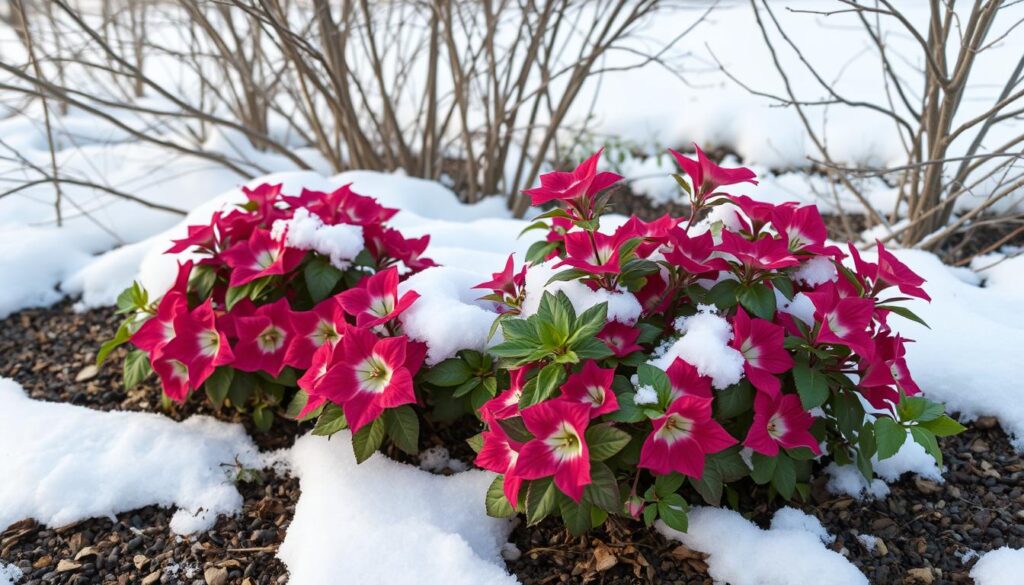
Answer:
[221,228,304,288]
[638,395,737,478]
[165,212,222,254]
[160,300,234,393]
[665,357,712,399]
[515,399,592,502]
[284,299,348,370]
[560,360,618,418]
[717,231,801,272]
[473,254,527,298]
[338,267,420,327]
[771,204,841,257]
[132,261,192,355]
[663,230,729,274]
[288,184,397,226]
[295,342,336,418]
[231,298,296,377]
[152,356,192,403]
[556,227,633,275]
[743,392,821,456]
[523,149,622,206]
[731,307,793,397]
[669,145,757,198]
[859,334,921,406]
[596,321,643,357]
[481,367,531,420]
[728,195,785,234]
[476,413,525,507]
[318,327,416,433]
[875,241,930,301]
[805,283,874,356]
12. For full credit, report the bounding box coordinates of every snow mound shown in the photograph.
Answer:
[275,433,516,585]
[970,547,1024,585]
[658,507,867,585]
[399,266,503,365]
[522,261,642,325]
[0,564,22,585]
[649,305,745,389]
[0,378,260,535]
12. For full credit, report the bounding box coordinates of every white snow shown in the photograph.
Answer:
[274,433,517,585]
[271,208,364,270]
[793,256,837,287]
[399,266,504,365]
[659,507,867,585]
[0,377,260,535]
[0,564,22,585]
[521,261,642,325]
[634,385,659,405]
[824,464,890,500]
[824,437,941,500]
[856,534,878,553]
[649,305,745,390]
[970,547,1024,585]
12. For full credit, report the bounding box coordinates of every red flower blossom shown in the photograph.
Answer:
[318,327,416,433]
[560,360,618,418]
[515,399,592,502]
[771,204,841,257]
[596,321,643,357]
[638,395,737,478]
[665,357,713,399]
[731,307,793,397]
[669,145,757,198]
[338,267,420,327]
[717,231,801,272]
[231,298,296,377]
[743,392,821,456]
[523,149,622,206]
[664,230,729,274]
[221,228,304,288]
[284,299,348,370]
[476,413,525,507]
[295,342,337,418]
[160,300,234,393]
[132,261,192,355]
[473,254,527,298]
[556,226,635,275]
[805,282,874,356]
[859,334,921,407]
[481,367,531,420]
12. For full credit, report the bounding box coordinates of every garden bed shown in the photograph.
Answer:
[1,302,1021,585]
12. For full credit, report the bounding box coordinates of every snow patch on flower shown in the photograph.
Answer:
[970,547,1024,585]
[399,266,502,365]
[793,256,838,286]
[275,433,516,585]
[522,261,642,325]
[649,306,745,389]
[271,208,364,269]
[779,291,816,326]
[0,377,260,535]
[658,506,867,585]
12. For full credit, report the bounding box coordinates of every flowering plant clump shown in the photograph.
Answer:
[464,147,963,533]
[100,183,434,451]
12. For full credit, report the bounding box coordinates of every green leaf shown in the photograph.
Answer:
[874,417,908,460]
[878,304,930,329]
[705,279,740,311]
[384,405,420,455]
[737,283,777,320]
[605,391,645,423]
[351,417,386,463]
[228,371,254,408]
[750,453,776,485]
[772,454,796,499]
[485,476,516,518]
[525,240,559,265]
[545,268,589,286]
[898,396,944,422]
[520,363,566,408]
[655,473,686,498]
[584,462,621,512]
[252,405,274,432]
[97,319,133,366]
[304,257,343,303]
[204,367,234,408]
[833,390,865,441]
[569,302,609,345]
[715,381,754,418]
[793,360,830,409]
[689,463,723,506]
[573,337,615,360]
[585,424,631,461]
[910,426,943,466]
[285,390,321,421]
[525,478,559,525]
[312,404,348,436]
[918,415,966,437]
[560,498,594,536]
[657,493,689,533]
[123,349,152,390]
[423,358,474,387]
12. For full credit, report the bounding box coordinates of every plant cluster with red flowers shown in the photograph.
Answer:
[100,183,434,450]
[463,147,963,533]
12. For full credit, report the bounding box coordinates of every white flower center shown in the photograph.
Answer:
[655,412,694,445]
[767,413,787,439]
[544,421,584,462]
[198,329,221,357]
[355,354,393,394]
[256,325,287,353]
[585,385,605,407]
[369,294,395,318]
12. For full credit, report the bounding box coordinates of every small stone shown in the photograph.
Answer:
[906,568,934,584]
[204,566,228,585]
[74,546,98,561]
[914,478,942,495]
[32,555,52,569]
[593,545,617,572]
[75,365,99,382]
[141,570,162,585]
[67,532,88,555]
[133,554,149,570]
[56,559,81,573]
[970,439,990,453]
[975,416,999,430]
